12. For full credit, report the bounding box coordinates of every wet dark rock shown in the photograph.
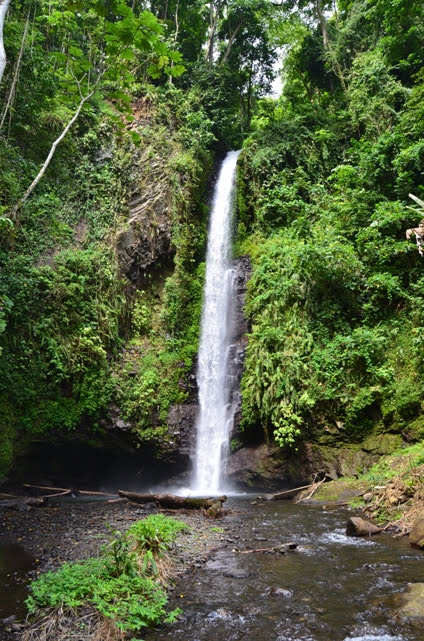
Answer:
[25,497,47,508]
[223,569,251,579]
[346,517,381,537]
[167,403,198,459]
[116,174,174,285]
[225,444,288,490]
[227,255,251,440]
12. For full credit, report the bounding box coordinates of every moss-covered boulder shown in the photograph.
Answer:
[361,432,403,456]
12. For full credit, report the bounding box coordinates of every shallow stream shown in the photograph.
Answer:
[0,544,34,621]
[147,497,424,641]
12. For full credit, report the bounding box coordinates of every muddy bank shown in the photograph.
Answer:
[0,498,225,639]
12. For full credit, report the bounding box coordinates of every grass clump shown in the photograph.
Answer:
[25,515,188,638]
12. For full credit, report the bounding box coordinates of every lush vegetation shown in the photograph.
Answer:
[0,0,289,476]
[26,514,188,635]
[237,0,424,457]
[1,0,424,481]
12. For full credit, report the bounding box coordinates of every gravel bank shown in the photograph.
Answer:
[0,498,226,640]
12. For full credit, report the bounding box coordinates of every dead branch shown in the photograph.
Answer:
[264,483,315,500]
[293,478,326,503]
[22,483,117,497]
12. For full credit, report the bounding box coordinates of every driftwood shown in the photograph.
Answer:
[264,483,316,501]
[233,542,297,555]
[265,478,326,503]
[293,478,325,503]
[22,484,117,497]
[118,490,226,510]
[0,492,20,499]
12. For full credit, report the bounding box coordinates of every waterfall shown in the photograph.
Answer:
[191,150,241,495]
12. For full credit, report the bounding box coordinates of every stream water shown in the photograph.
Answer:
[0,544,34,621]
[146,497,424,641]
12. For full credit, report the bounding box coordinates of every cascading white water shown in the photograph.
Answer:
[191,150,241,495]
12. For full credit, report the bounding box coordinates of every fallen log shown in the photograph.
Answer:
[23,483,71,493]
[233,542,297,555]
[118,490,226,510]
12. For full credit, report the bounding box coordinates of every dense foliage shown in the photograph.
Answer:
[237,0,424,452]
[1,0,424,479]
[0,1,217,474]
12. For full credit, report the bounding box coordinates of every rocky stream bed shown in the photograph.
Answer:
[0,497,224,640]
[1,495,424,641]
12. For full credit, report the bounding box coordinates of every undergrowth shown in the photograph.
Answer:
[25,515,188,638]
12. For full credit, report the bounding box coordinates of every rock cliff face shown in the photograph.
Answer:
[116,148,175,284]
[227,254,252,440]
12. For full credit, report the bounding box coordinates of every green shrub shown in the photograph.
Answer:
[26,515,187,634]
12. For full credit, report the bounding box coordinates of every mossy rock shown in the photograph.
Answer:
[406,416,424,441]
[312,478,368,505]
[307,444,377,480]
[361,433,402,455]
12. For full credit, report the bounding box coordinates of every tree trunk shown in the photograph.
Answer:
[0,0,11,85]
[9,81,100,220]
[205,0,221,63]
[220,19,244,64]
[118,490,226,510]
[168,0,180,83]
[315,0,329,50]
[0,7,31,132]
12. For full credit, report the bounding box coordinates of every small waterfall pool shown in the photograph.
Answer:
[145,497,424,641]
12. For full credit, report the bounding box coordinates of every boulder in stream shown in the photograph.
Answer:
[346,516,381,537]
[409,515,424,549]
[396,583,424,623]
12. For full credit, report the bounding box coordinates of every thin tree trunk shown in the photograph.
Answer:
[246,65,253,131]
[205,0,221,63]
[220,19,243,64]
[314,0,346,91]
[315,0,329,50]
[0,7,31,131]
[10,83,98,220]
[168,0,180,83]
[0,0,11,85]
